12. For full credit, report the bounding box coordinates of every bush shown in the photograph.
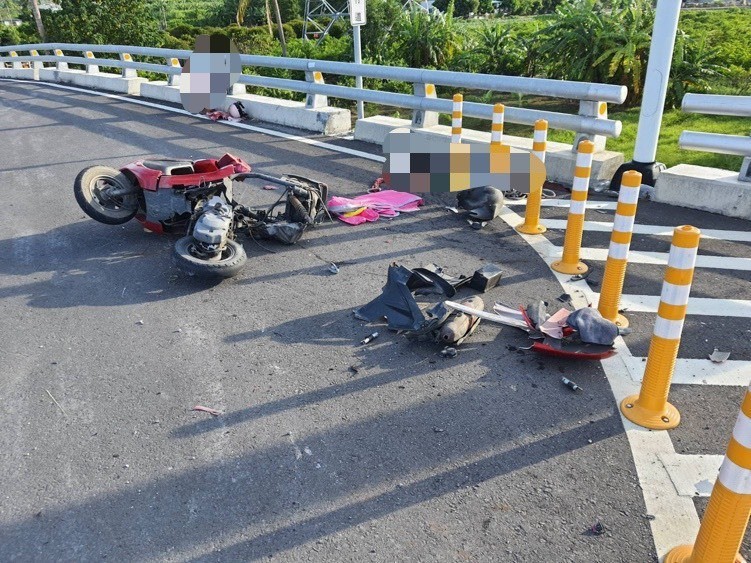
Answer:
[0,25,20,47]
[287,18,305,38]
[168,24,203,39]
[454,0,479,16]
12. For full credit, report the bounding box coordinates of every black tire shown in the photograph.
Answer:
[74,166,139,225]
[173,236,247,279]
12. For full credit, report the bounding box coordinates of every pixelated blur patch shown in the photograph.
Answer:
[180,34,242,114]
[382,129,546,194]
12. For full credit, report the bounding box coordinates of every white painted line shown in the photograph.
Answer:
[624,357,751,386]
[660,453,722,497]
[499,205,702,559]
[615,294,751,318]
[542,219,751,243]
[578,246,751,271]
[504,199,616,210]
[0,78,386,163]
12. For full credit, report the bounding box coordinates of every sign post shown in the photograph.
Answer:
[348,0,366,119]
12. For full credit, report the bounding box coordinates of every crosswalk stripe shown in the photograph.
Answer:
[577,247,751,270]
[592,294,751,317]
[542,219,751,243]
[625,357,751,386]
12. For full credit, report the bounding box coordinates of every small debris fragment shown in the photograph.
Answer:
[556,293,572,304]
[644,514,656,521]
[136,320,145,325]
[360,332,379,345]
[192,405,222,416]
[433,427,445,433]
[561,377,582,392]
[328,263,339,275]
[590,522,606,535]
[570,269,591,282]
[708,348,730,363]
[262,184,277,190]
[348,365,360,375]
[444,206,460,214]
[45,389,68,418]
[441,347,458,358]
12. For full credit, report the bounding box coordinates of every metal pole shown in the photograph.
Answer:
[353,25,364,119]
[610,0,681,188]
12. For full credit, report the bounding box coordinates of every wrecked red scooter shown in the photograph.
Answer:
[73,153,328,278]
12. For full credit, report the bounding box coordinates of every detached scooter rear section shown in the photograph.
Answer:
[73,153,329,278]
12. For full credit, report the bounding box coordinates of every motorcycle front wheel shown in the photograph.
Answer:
[173,236,248,279]
[74,166,139,225]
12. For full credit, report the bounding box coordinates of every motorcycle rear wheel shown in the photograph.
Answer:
[173,236,248,279]
[74,166,139,225]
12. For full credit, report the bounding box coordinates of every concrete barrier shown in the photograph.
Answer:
[139,81,181,104]
[227,93,351,135]
[38,68,146,95]
[355,115,623,184]
[654,164,751,220]
[0,67,38,80]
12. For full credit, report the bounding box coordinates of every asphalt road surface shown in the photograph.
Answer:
[1,79,746,562]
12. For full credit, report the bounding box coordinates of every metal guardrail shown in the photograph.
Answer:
[0,42,627,143]
[679,93,751,181]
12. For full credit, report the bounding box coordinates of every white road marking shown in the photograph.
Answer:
[0,78,386,163]
[588,294,751,318]
[504,199,616,209]
[542,219,751,243]
[624,357,751,386]
[660,453,723,497]
[577,246,751,270]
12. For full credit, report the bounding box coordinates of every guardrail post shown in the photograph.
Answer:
[620,225,701,430]
[29,49,42,70]
[53,49,68,71]
[451,93,463,144]
[9,51,22,69]
[741,155,751,183]
[167,58,181,86]
[597,170,642,327]
[491,103,504,145]
[83,51,99,74]
[665,379,751,562]
[551,139,595,274]
[411,83,438,129]
[573,101,608,152]
[305,70,327,109]
[119,53,136,78]
[517,119,548,235]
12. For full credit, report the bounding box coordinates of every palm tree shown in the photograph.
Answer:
[236,0,273,36]
[28,0,45,41]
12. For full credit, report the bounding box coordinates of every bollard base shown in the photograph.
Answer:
[620,394,680,429]
[516,223,547,235]
[551,260,588,275]
[615,313,629,328]
[665,545,746,563]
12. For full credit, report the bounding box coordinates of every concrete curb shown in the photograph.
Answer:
[654,163,751,219]
[38,69,146,95]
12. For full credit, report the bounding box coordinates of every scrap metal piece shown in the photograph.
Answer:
[439,296,484,345]
[469,263,503,292]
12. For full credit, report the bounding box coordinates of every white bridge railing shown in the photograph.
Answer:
[0,42,627,147]
[680,93,751,181]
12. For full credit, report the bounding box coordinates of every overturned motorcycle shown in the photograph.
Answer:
[74,153,329,278]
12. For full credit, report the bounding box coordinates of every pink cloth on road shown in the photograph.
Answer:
[327,190,424,225]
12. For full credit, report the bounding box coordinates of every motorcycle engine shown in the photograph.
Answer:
[192,196,234,258]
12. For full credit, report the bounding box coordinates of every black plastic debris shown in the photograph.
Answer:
[469,263,503,292]
[354,264,426,331]
[409,263,470,297]
[456,186,505,223]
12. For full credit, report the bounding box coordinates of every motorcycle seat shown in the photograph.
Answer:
[142,161,195,175]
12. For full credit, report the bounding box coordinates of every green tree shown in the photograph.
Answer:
[360,0,403,64]
[0,23,20,45]
[42,0,163,46]
[473,22,527,75]
[667,30,726,108]
[395,8,458,68]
